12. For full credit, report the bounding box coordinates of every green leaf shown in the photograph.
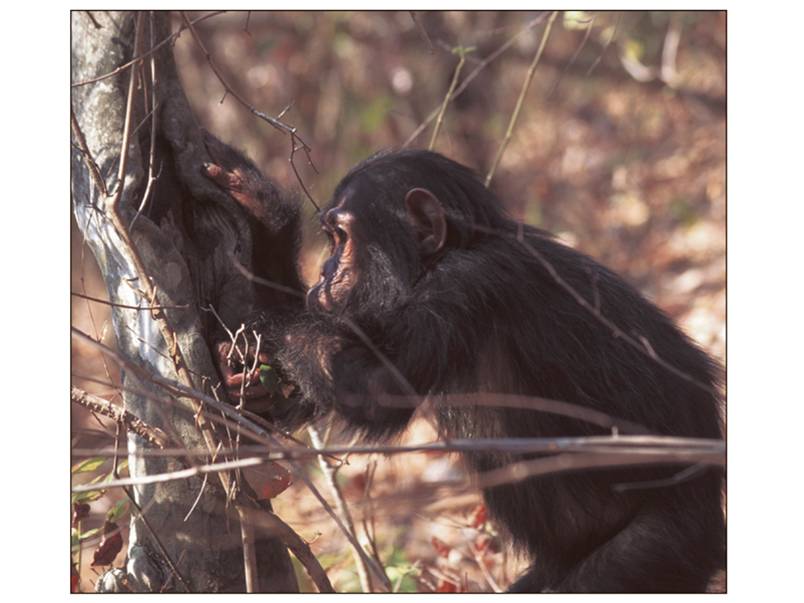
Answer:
[79,527,101,541]
[71,471,113,503]
[259,363,282,394]
[452,45,476,57]
[72,457,106,474]
[106,499,129,522]
[71,489,105,504]
[624,38,644,61]
[563,11,593,30]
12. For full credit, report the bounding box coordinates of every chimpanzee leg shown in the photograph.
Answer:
[510,496,724,593]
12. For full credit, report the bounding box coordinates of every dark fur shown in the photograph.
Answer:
[228,149,725,592]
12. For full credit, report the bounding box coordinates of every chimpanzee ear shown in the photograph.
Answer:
[404,188,447,256]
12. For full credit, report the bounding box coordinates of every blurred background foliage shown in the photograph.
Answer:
[71,10,725,592]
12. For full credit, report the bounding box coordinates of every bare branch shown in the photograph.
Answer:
[587,12,621,75]
[72,435,725,485]
[239,507,335,593]
[485,11,558,186]
[123,487,191,592]
[71,291,188,311]
[403,13,548,149]
[428,49,468,150]
[308,426,390,592]
[409,11,435,53]
[70,108,108,197]
[132,11,160,226]
[71,387,169,448]
[178,11,320,211]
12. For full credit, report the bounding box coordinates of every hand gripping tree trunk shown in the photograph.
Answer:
[71,11,298,592]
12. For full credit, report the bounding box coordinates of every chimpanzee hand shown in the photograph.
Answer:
[215,340,273,400]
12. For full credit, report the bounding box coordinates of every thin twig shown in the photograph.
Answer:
[239,507,335,593]
[131,11,160,228]
[72,435,724,491]
[428,49,468,150]
[471,546,502,593]
[409,11,434,53]
[71,291,188,311]
[237,506,258,592]
[71,11,227,88]
[308,426,385,592]
[587,12,621,76]
[76,226,117,401]
[226,252,306,298]
[361,461,380,566]
[403,13,548,149]
[70,108,108,197]
[123,487,191,592]
[486,11,558,186]
[73,432,724,462]
[72,457,267,492]
[179,11,319,211]
[545,15,595,100]
[84,11,102,29]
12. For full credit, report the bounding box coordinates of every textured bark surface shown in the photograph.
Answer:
[71,11,297,593]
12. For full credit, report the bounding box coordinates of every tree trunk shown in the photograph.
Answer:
[70,10,298,592]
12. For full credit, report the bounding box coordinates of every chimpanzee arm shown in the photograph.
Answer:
[200,132,306,405]
[276,285,478,440]
[201,131,304,309]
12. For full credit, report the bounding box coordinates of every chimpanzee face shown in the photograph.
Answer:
[307,181,447,318]
[308,201,359,312]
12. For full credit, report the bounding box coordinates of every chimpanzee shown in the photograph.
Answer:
[203,146,725,593]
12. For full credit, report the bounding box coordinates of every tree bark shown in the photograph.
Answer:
[71,10,298,592]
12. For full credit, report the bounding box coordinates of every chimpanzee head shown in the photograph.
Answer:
[307,150,510,322]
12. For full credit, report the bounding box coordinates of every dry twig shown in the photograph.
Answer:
[403,13,549,148]
[71,11,227,88]
[179,11,320,211]
[71,387,168,448]
[485,11,558,186]
[308,426,390,592]
[428,48,469,150]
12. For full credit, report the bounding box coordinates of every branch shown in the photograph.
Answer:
[70,108,108,197]
[132,11,160,225]
[308,426,390,592]
[179,11,320,211]
[72,435,725,491]
[403,13,548,149]
[239,507,335,593]
[428,49,468,150]
[485,11,558,186]
[71,387,169,448]
[71,291,188,311]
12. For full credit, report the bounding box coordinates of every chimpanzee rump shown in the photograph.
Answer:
[203,147,725,593]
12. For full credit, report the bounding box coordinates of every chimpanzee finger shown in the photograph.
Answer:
[202,162,245,192]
